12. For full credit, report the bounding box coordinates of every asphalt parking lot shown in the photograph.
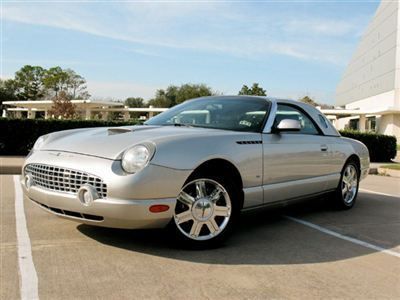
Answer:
[1,174,399,299]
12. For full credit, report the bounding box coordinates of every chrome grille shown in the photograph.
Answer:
[25,164,107,198]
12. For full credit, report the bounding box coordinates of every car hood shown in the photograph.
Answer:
[41,125,221,160]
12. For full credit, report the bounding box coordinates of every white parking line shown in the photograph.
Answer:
[285,215,400,259]
[13,175,39,300]
[359,188,399,198]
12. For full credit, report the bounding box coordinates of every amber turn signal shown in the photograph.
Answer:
[149,204,170,213]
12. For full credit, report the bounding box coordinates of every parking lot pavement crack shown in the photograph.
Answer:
[0,242,18,250]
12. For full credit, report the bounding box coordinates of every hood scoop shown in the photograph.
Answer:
[107,125,161,135]
[107,127,133,135]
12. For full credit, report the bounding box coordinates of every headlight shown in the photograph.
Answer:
[121,145,151,173]
[32,135,48,151]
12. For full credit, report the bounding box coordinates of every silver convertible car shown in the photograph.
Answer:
[21,96,369,247]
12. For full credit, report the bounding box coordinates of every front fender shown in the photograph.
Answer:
[151,133,263,188]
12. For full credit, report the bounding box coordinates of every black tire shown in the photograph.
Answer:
[170,174,240,249]
[332,160,360,210]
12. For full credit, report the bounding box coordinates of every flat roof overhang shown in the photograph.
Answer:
[320,107,400,116]
[2,100,124,110]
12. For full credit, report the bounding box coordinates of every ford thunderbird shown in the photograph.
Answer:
[21,96,369,246]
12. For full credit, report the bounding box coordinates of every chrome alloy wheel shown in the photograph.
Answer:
[174,178,232,241]
[341,164,358,204]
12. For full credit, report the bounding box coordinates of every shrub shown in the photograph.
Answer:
[0,119,397,162]
[0,118,139,155]
[340,130,397,162]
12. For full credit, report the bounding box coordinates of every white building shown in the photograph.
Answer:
[334,0,400,139]
[2,100,167,120]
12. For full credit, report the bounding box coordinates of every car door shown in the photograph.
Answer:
[262,103,333,203]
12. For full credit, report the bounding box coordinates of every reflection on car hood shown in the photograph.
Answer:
[41,125,220,160]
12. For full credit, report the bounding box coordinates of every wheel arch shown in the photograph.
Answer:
[185,158,244,209]
[344,154,361,174]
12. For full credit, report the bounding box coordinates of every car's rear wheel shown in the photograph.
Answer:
[172,176,239,248]
[333,160,360,209]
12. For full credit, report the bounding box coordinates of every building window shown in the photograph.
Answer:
[349,119,359,130]
[366,116,376,132]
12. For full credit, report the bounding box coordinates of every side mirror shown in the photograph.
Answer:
[274,119,301,132]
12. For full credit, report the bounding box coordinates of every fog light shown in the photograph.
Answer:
[25,173,34,189]
[77,185,99,206]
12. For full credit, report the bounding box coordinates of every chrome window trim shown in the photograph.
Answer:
[262,101,278,133]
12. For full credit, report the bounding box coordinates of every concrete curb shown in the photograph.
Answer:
[0,166,22,175]
[368,168,378,175]
[378,167,400,178]
[0,156,25,175]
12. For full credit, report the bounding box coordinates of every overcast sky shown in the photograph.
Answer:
[2,0,380,104]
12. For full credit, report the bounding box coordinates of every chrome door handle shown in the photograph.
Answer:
[320,145,328,152]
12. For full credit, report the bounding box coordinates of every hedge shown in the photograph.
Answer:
[340,130,397,162]
[0,118,139,156]
[0,119,397,162]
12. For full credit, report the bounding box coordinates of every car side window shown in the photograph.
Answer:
[318,114,329,129]
[275,104,319,135]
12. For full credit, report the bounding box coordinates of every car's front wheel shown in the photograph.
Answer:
[172,176,239,248]
[333,160,360,209]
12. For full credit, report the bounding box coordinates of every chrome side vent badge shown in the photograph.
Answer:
[236,141,262,145]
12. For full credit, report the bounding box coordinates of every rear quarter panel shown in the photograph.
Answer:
[340,137,370,180]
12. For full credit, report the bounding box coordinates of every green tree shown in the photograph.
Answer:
[65,69,90,99]
[148,92,168,108]
[13,65,46,100]
[125,97,144,108]
[149,84,214,108]
[148,86,177,108]
[0,79,18,101]
[125,97,145,119]
[299,96,334,109]
[175,84,213,104]
[42,67,89,99]
[238,83,267,96]
[42,67,70,98]
[299,96,319,107]
[0,79,18,113]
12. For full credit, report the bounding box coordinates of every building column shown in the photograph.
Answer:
[44,109,49,119]
[102,111,109,121]
[123,106,130,121]
[27,109,36,119]
[15,111,22,119]
[101,106,108,121]
[85,108,92,120]
[148,105,154,118]
[359,114,366,132]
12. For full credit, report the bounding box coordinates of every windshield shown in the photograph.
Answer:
[145,96,271,133]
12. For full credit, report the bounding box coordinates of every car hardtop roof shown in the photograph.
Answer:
[194,95,297,103]
[185,95,340,136]
[192,95,322,111]
[194,96,340,136]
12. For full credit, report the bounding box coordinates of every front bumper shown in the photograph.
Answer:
[21,150,192,229]
[23,182,176,229]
